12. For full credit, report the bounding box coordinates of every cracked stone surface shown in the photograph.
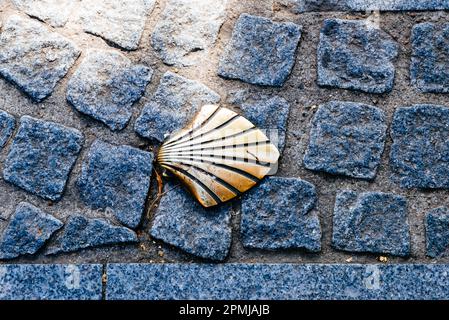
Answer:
[218,13,302,86]
[241,177,321,252]
[332,191,410,257]
[411,22,449,93]
[425,207,449,258]
[135,71,220,142]
[152,0,228,66]
[0,109,15,149]
[390,105,449,189]
[303,101,387,180]
[150,183,232,261]
[239,96,290,152]
[0,15,80,102]
[317,18,398,93]
[46,215,137,255]
[0,202,63,259]
[77,140,153,229]
[11,0,76,27]
[79,0,156,50]
[3,116,84,201]
[67,50,153,131]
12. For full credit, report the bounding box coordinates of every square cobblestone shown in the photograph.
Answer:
[151,0,228,66]
[0,109,15,149]
[317,18,398,93]
[12,0,76,27]
[411,22,449,93]
[135,71,220,142]
[390,104,449,189]
[0,15,80,102]
[303,101,387,180]
[67,49,152,131]
[241,177,321,252]
[150,183,232,261]
[0,202,63,260]
[332,190,410,257]
[79,0,156,50]
[425,207,449,258]
[218,14,302,86]
[3,116,84,201]
[77,140,153,229]
[240,96,290,152]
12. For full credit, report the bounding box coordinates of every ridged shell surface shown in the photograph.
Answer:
[158,104,280,207]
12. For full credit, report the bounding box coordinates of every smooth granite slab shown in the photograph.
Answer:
[106,263,449,300]
[0,264,102,300]
[282,0,449,13]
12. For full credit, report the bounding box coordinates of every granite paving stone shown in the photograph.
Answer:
[239,96,290,152]
[11,0,76,27]
[0,264,102,300]
[390,104,449,189]
[79,0,156,50]
[151,0,228,66]
[241,177,321,252]
[0,109,15,149]
[425,207,449,258]
[332,191,410,256]
[150,183,232,261]
[0,202,63,260]
[303,101,387,179]
[411,22,449,93]
[135,71,220,142]
[106,263,449,300]
[317,18,398,93]
[282,0,449,13]
[218,14,302,86]
[46,215,138,255]
[3,116,84,201]
[77,140,153,229]
[67,49,152,131]
[0,15,80,102]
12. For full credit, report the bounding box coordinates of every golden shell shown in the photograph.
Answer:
[157,104,280,208]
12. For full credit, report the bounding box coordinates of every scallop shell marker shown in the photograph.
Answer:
[157,104,280,207]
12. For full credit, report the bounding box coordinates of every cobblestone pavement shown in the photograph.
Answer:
[1,0,449,278]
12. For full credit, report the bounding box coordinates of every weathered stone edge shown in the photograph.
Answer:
[1,263,448,300]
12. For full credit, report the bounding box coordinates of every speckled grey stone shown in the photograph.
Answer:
[411,23,449,93]
[390,105,449,189]
[135,71,220,142]
[0,202,63,260]
[150,183,232,261]
[332,191,410,257]
[77,140,153,229]
[425,207,449,258]
[151,0,228,66]
[67,50,152,131]
[218,14,302,86]
[0,264,102,300]
[0,109,15,149]
[241,177,321,252]
[0,15,80,102]
[46,215,138,255]
[79,0,156,50]
[240,96,290,152]
[3,116,84,201]
[106,263,449,300]
[317,18,398,93]
[303,101,387,179]
[283,0,449,12]
[11,0,76,27]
